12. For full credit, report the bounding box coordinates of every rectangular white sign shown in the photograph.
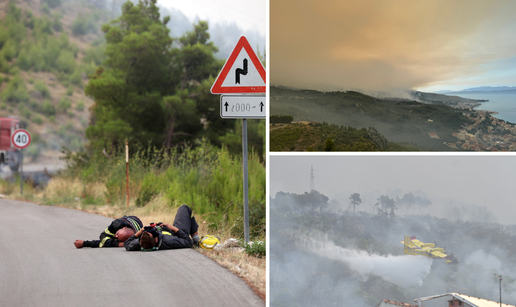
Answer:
[220,95,266,119]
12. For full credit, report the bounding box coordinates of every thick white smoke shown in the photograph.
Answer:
[305,239,433,288]
[464,250,503,271]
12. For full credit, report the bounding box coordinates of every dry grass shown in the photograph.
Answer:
[198,245,266,300]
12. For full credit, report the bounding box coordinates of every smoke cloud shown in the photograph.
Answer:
[271,0,516,92]
[305,239,433,288]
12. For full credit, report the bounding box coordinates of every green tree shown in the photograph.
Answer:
[297,190,329,213]
[348,193,362,214]
[396,192,416,212]
[85,0,173,153]
[84,0,260,158]
[324,136,335,151]
[174,22,238,151]
[375,195,397,218]
[161,89,198,148]
[176,21,219,90]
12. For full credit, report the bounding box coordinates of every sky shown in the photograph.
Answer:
[158,0,266,37]
[270,0,516,93]
[270,154,516,224]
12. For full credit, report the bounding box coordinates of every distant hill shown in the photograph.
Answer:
[270,86,479,151]
[434,86,516,95]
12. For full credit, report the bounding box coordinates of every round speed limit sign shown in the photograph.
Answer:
[12,129,31,149]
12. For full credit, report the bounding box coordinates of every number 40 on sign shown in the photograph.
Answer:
[12,129,31,149]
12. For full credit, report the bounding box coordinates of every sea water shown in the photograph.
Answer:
[456,92,516,124]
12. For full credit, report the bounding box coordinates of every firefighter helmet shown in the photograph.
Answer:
[199,235,220,250]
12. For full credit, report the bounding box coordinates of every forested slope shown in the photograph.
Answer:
[270,121,420,151]
[0,0,265,162]
[270,86,476,151]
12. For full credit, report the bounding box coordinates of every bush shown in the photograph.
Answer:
[29,100,38,109]
[57,97,71,113]
[69,70,82,86]
[16,45,46,72]
[52,15,62,32]
[23,12,34,29]
[1,75,30,103]
[66,85,73,96]
[41,3,50,15]
[1,40,17,61]
[240,240,266,258]
[41,99,55,116]
[21,108,31,119]
[34,80,51,98]
[34,17,53,35]
[75,100,85,111]
[56,50,75,74]
[33,115,43,125]
[0,55,9,73]
[0,102,7,110]
[71,14,97,36]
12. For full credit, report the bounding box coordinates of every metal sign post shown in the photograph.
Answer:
[20,150,23,194]
[11,129,31,195]
[126,140,129,208]
[242,119,249,243]
[211,36,266,243]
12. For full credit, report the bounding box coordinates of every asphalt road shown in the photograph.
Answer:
[0,199,264,307]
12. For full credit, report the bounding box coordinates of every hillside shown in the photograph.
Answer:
[0,0,112,164]
[0,0,266,165]
[270,121,421,151]
[270,86,480,151]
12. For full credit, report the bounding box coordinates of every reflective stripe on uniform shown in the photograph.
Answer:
[104,227,115,236]
[125,217,142,232]
[162,231,172,236]
[99,237,109,247]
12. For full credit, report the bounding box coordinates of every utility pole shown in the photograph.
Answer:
[126,140,129,208]
[310,165,315,192]
[495,274,502,307]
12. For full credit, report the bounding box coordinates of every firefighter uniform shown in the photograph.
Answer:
[124,205,199,251]
[83,215,143,248]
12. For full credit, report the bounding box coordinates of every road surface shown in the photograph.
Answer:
[0,199,264,306]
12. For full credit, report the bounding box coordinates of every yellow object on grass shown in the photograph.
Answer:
[199,235,220,250]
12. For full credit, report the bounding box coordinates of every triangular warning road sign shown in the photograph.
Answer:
[211,36,266,94]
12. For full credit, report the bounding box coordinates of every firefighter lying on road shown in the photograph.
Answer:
[124,204,200,251]
[74,215,143,248]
